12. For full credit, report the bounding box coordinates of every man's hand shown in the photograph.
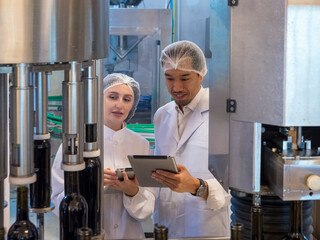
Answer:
[104,168,139,197]
[151,164,205,197]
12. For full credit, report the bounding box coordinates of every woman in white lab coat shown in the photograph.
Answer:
[51,73,155,239]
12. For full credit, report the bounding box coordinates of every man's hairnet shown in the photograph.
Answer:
[103,73,140,122]
[160,40,207,77]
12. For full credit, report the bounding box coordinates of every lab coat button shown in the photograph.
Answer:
[114,224,118,229]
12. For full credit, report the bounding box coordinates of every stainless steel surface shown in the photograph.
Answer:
[230,0,320,126]
[10,64,35,181]
[229,121,261,193]
[0,74,8,181]
[108,9,172,122]
[62,61,84,167]
[0,0,108,63]
[83,61,99,151]
[83,61,99,152]
[208,1,230,191]
[84,63,98,125]
[264,146,320,200]
[37,213,44,240]
[210,0,320,197]
[33,72,48,135]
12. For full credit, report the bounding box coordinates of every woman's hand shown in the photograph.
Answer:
[104,168,139,197]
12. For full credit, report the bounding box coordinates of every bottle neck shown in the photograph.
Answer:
[64,171,80,194]
[16,186,29,221]
[290,201,303,235]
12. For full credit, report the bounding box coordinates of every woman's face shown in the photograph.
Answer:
[103,84,134,131]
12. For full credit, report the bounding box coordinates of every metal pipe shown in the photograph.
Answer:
[83,61,99,152]
[152,40,161,120]
[297,126,302,149]
[251,194,263,240]
[10,63,36,184]
[33,72,49,136]
[62,61,85,171]
[0,74,8,182]
[37,213,44,240]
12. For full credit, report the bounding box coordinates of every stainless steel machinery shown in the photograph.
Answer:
[106,8,172,123]
[0,0,108,238]
[209,0,320,239]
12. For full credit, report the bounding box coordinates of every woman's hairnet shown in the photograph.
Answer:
[160,40,207,77]
[103,73,140,122]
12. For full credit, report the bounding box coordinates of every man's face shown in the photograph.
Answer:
[165,69,203,109]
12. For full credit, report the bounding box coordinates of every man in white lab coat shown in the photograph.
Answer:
[151,40,231,238]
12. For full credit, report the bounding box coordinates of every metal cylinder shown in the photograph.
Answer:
[0,0,108,64]
[33,72,49,136]
[62,61,84,170]
[37,213,44,240]
[0,74,8,181]
[83,62,99,152]
[10,64,36,184]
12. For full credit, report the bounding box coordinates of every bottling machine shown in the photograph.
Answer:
[0,0,108,239]
[209,0,320,239]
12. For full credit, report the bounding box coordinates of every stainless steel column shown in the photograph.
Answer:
[33,72,49,138]
[0,73,9,231]
[10,63,36,184]
[83,62,99,153]
[62,61,85,171]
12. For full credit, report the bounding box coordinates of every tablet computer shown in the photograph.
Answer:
[128,155,178,187]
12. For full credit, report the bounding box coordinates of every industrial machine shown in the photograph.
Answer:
[106,7,172,123]
[209,0,320,239]
[0,0,108,239]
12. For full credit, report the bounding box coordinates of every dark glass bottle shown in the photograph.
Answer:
[59,171,88,240]
[77,227,92,240]
[251,206,263,240]
[7,186,38,240]
[79,156,101,236]
[0,226,5,240]
[231,222,244,240]
[30,139,51,208]
[282,201,308,240]
[154,224,168,240]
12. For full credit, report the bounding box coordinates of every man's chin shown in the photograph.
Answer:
[174,99,189,107]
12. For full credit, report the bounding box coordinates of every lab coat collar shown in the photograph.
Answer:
[176,88,209,151]
[166,105,180,144]
[103,123,127,141]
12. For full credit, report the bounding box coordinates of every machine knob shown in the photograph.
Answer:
[306,175,320,191]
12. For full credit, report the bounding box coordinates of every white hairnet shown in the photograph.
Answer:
[103,73,140,122]
[160,40,207,77]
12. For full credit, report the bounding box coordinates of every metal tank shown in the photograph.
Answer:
[209,0,320,239]
[0,0,108,238]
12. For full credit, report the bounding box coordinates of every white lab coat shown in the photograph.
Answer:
[51,125,155,239]
[152,87,231,238]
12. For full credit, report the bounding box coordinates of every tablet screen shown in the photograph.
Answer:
[128,155,178,187]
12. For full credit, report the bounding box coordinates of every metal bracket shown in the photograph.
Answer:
[228,0,238,6]
[227,99,237,113]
